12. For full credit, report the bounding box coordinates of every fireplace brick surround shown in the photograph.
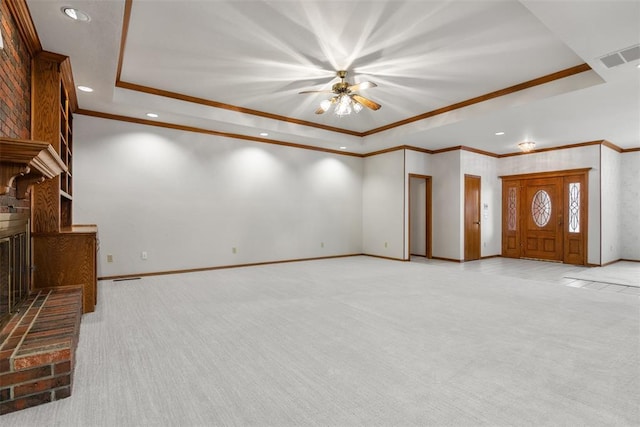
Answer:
[0,287,82,415]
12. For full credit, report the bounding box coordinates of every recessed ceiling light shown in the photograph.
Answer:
[495,131,505,136]
[259,132,269,136]
[339,146,347,150]
[61,7,91,22]
[77,86,93,93]
[146,113,159,118]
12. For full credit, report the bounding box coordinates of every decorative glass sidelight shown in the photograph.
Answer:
[568,182,580,233]
[507,187,517,231]
[531,190,551,227]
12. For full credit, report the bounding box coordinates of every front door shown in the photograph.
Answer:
[500,169,588,265]
[464,175,481,261]
[523,177,563,261]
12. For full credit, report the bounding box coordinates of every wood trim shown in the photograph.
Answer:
[599,144,602,266]
[75,109,631,161]
[431,146,460,154]
[115,1,361,137]
[432,145,499,158]
[98,253,363,280]
[76,109,364,157]
[115,0,133,84]
[498,140,605,158]
[36,50,67,64]
[480,255,501,260]
[4,0,42,56]
[114,3,592,139]
[601,140,623,153]
[59,57,78,113]
[361,63,592,136]
[620,258,640,263]
[115,80,364,137]
[499,168,592,180]
[460,145,500,158]
[408,174,433,260]
[403,150,406,259]
[362,145,407,157]
[404,145,434,155]
[431,256,463,263]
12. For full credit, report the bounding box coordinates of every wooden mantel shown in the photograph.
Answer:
[0,137,67,198]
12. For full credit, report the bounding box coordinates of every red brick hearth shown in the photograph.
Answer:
[0,288,82,415]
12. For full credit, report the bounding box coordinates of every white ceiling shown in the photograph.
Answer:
[26,0,640,155]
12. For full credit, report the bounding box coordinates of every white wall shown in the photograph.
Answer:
[74,115,633,273]
[600,146,622,264]
[362,149,405,259]
[498,145,601,265]
[73,115,363,277]
[431,150,462,260]
[461,151,501,257]
[621,151,640,260]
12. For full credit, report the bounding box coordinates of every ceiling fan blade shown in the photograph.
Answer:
[299,90,335,94]
[352,94,381,110]
[347,81,377,92]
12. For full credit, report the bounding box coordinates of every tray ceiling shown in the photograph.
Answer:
[26,0,640,154]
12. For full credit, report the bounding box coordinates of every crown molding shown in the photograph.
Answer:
[4,0,41,56]
[76,109,364,158]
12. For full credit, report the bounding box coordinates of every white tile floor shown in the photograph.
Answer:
[410,256,640,296]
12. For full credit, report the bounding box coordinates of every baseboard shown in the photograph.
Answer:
[99,253,363,281]
[363,254,408,262]
[599,258,640,267]
[431,256,463,263]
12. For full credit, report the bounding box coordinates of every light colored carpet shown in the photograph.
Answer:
[564,261,640,287]
[3,256,639,426]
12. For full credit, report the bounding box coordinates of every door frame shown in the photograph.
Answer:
[499,168,590,265]
[408,174,432,259]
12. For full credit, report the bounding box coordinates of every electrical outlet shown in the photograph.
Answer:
[232,247,237,254]
[141,251,148,260]
[107,254,113,263]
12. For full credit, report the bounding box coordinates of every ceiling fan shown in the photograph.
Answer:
[299,70,381,116]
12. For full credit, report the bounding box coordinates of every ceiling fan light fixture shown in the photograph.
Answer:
[518,141,536,152]
[334,94,352,116]
[301,70,380,116]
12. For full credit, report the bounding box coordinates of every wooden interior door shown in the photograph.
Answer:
[464,175,481,261]
[522,177,563,261]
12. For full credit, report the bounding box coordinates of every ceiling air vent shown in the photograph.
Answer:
[599,44,640,68]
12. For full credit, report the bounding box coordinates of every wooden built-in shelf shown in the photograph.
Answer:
[0,137,67,198]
